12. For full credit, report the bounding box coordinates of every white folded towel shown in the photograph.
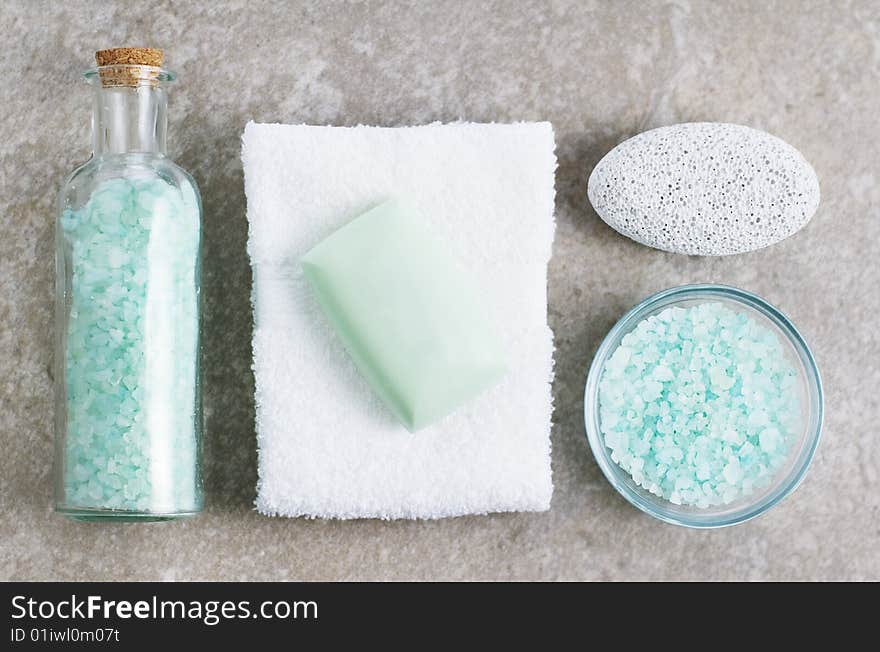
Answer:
[243,121,556,519]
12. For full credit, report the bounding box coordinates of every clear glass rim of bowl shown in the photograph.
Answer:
[583,283,824,529]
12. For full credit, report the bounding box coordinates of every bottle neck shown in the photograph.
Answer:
[91,83,168,156]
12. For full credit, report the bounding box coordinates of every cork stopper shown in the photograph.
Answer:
[96,47,163,67]
[94,48,164,87]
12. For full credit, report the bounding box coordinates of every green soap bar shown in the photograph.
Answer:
[301,199,507,432]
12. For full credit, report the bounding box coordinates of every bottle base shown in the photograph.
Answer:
[55,505,201,522]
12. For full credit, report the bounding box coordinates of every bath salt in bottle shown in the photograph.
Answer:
[54,48,203,520]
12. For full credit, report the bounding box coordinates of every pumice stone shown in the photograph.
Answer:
[587,123,820,255]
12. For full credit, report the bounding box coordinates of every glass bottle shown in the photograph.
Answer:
[54,48,203,521]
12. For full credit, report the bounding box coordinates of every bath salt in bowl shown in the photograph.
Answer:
[584,284,823,528]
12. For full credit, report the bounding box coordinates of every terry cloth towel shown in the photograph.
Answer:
[243,121,556,519]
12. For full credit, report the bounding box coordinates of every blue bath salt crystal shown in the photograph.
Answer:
[60,176,200,513]
[598,302,802,508]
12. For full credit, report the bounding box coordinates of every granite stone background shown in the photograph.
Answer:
[1,0,877,581]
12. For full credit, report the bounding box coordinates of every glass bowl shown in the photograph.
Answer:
[583,284,823,528]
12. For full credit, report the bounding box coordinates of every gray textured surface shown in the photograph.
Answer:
[1,0,877,581]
